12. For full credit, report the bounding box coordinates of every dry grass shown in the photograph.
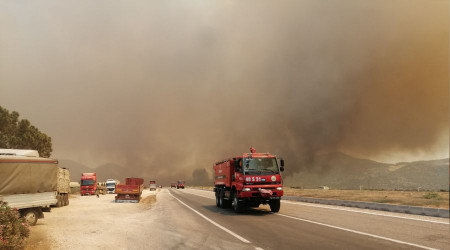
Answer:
[188,186,449,209]
[284,188,449,209]
[139,194,157,209]
[24,226,52,250]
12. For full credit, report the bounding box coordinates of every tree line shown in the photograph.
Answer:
[0,106,52,157]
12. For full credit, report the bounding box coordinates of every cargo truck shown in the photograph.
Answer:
[176,180,185,189]
[80,173,106,195]
[149,180,157,191]
[0,149,70,225]
[115,178,144,203]
[213,147,285,213]
[106,179,119,194]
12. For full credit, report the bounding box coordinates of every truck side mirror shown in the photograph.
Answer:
[280,158,284,167]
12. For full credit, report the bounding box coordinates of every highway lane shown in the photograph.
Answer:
[169,188,449,250]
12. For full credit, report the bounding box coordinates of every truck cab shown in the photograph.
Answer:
[106,179,117,194]
[214,148,285,213]
[149,181,157,191]
[80,173,97,195]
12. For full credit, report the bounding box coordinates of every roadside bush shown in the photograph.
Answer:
[423,192,440,199]
[0,201,30,250]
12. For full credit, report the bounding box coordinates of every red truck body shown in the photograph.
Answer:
[80,173,98,196]
[115,178,144,203]
[213,148,285,213]
[176,180,185,189]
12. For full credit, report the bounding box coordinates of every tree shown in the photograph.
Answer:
[0,106,52,157]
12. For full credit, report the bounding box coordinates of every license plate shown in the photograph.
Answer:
[269,197,280,200]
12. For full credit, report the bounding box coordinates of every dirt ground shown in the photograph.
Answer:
[189,186,449,209]
[25,189,157,250]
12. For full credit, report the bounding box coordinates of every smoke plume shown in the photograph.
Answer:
[0,1,448,184]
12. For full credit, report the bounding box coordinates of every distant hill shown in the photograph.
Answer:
[284,153,449,191]
[58,159,94,182]
[59,152,449,190]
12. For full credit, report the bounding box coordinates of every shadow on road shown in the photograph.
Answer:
[202,204,274,217]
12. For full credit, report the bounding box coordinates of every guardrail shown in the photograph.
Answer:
[283,196,449,218]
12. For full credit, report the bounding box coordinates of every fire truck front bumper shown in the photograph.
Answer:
[239,187,283,199]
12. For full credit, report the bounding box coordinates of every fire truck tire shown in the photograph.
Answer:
[269,200,280,212]
[219,189,226,208]
[215,191,220,207]
[22,209,38,226]
[232,192,242,213]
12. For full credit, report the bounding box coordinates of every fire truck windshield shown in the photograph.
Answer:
[244,158,279,175]
[81,180,95,186]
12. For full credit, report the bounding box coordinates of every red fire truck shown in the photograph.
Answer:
[213,147,285,213]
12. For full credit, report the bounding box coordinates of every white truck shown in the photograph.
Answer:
[106,179,119,194]
[0,149,70,225]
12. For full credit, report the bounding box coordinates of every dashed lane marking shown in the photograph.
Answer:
[185,188,449,225]
[276,213,438,250]
[168,191,251,244]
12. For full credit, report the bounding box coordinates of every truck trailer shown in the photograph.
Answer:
[115,178,144,203]
[176,180,185,189]
[213,147,285,213]
[0,149,70,225]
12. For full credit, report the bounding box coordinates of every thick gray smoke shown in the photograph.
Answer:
[0,1,448,184]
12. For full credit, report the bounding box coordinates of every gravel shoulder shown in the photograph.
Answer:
[26,189,158,250]
[25,188,252,250]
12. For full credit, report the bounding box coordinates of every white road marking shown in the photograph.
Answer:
[185,188,449,225]
[179,189,215,200]
[168,191,251,244]
[276,213,438,250]
[254,247,264,250]
[181,189,441,250]
[281,200,449,225]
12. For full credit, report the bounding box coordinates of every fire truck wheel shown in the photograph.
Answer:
[269,200,280,213]
[22,209,38,226]
[219,189,226,208]
[232,192,242,213]
[215,191,220,207]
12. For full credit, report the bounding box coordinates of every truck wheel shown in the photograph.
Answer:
[215,190,220,207]
[219,189,226,208]
[232,192,242,213]
[56,194,62,207]
[269,200,281,213]
[23,209,38,226]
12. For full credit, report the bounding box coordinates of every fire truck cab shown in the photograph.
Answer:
[213,148,284,213]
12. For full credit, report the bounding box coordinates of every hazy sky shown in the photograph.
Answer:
[0,1,448,181]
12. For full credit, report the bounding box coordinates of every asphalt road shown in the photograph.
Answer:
[168,188,449,250]
[31,188,449,250]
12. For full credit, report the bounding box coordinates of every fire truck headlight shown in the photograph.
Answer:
[276,187,283,191]
[242,188,251,192]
